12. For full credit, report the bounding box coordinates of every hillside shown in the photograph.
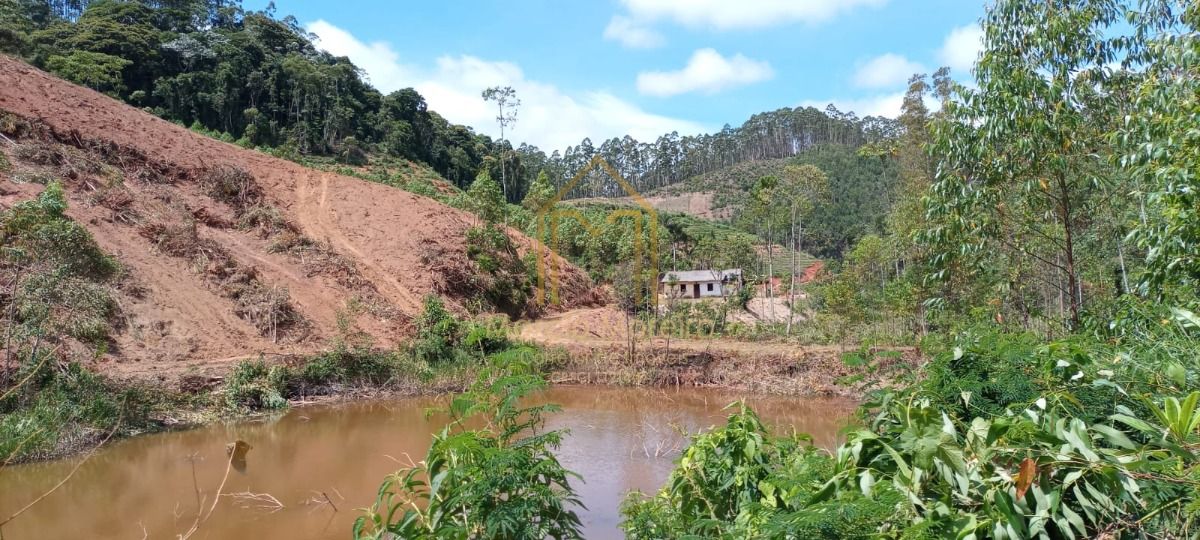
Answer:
[0,55,598,380]
[558,199,819,278]
[641,145,900,257]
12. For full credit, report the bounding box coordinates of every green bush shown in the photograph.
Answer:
[0,360,157,462]
[412,295,461,363]
[1,182,119,341]
[224,360,287,412]
[355,355,584,539]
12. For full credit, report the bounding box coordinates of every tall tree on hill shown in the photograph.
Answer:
[482,86,519,202]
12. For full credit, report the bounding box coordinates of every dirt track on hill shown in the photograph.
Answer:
[0,55,599,380]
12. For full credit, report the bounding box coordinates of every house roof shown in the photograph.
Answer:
[661,269,741,283]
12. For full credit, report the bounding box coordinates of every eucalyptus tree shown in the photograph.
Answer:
[924,0,1135,329]
[482,86,520,201]
[1122,2,1200,298]
[779,164,829,334]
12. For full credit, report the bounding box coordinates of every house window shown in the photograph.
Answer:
[706,283,714,292]
[680,284,686,292]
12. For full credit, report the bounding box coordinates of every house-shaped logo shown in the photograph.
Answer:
[534,155,659,307]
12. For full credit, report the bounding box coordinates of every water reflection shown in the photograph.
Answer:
[0,386,855,540]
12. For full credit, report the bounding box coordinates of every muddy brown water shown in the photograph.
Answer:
[0,386,855,539]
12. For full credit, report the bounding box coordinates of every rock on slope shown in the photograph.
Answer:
[0,55,598,380]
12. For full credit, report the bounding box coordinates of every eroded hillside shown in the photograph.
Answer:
[0,56,599,380]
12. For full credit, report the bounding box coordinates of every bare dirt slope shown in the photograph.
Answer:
[0,56,598,380]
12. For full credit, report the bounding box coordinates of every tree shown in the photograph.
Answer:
[1123,5,1200,297]
[44,50,130,95]
[482,86,519,202]
[749,175,781,321]
[521,170,555,212]
[466,170,505,225]
[924,0,1129,329]
[779,164,829,334]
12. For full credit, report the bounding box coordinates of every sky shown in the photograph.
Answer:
[244,1,987,153]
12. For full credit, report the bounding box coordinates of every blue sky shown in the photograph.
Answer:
[245,1,987,152]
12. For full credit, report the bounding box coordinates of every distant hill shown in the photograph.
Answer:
[636,145,899,258]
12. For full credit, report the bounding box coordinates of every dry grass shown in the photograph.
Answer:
[139,219,306,341]
[198,165,261,210]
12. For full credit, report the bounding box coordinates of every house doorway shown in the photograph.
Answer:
[692,283,700,298]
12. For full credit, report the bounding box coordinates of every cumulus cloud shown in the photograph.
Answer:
[306,20,706,153]
[939,23,984,73]
[636,49,773,97]
[800,92,906,119]
[616,0,887,31]
[853,53,925,89]
[308,20,414,91]
[603,15,665,48]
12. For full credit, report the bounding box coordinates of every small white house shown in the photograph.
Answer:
[660,269,742,299]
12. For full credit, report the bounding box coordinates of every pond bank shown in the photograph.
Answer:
[0,386,857,540]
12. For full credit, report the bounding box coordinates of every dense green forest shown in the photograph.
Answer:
[0,0,504,188]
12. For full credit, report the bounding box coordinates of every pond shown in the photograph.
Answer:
[0,386,856,539]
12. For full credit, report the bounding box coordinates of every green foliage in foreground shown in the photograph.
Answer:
[355,353,584,539]
[622,309,1200,538]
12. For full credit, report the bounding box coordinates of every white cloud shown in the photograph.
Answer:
[305,20,706,152]
[853,53,925,89]
[603,15,665,48]
[617,0,887,31]
[800,92,906,119]
[939,24,984,72]
[637,48,773,97]
[308,20,413,91]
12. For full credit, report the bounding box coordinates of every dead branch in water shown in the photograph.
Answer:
[177,447,236,540]
[303,490,339,514]
[230,491,285,513]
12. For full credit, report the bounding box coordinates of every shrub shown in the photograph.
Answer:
[198,165,261,210]
[224,360,287,412]
[1,182,119,341]
[412,295,461,363]
[354,356,584,539]
[0,359,158,463]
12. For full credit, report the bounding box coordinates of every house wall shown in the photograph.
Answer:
[698,281,723,297]
[663,280,724,298]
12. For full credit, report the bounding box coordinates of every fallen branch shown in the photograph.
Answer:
[177,445,236,540]
[229,491,284,513]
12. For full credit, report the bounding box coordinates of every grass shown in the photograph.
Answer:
[0,360,211,463]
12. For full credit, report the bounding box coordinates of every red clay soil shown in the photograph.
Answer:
[798,260,824,284]
[0,55,599,381]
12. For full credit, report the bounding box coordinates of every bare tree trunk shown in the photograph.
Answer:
[1058,177,1081,329]
[786,206,797,335]
[766,218,775,322]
